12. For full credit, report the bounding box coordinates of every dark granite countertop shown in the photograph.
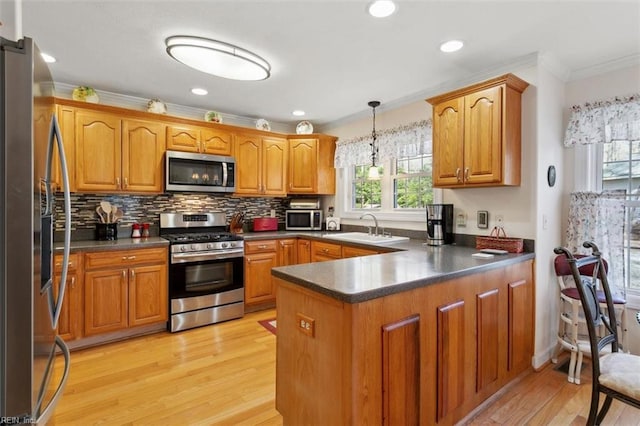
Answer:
[53,237,169,252]
[271,241,535,303]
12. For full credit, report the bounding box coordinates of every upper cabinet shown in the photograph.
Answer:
[166,124,234,156]
[74,109,165,193]
[235,133,287,196]
[288,134,337,194]
[426,74,529,188]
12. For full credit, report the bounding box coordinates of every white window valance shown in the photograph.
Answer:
[564,93,640,147]
[334,119,432,168]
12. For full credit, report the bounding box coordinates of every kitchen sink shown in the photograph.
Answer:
[323,232,409,245]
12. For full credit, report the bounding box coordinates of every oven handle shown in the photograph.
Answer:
[171,249,244,264]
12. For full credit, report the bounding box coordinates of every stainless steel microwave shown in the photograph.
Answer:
[166,150,235,193]
[285,210,323,230]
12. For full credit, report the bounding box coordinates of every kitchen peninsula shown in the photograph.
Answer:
[272,241,535,425]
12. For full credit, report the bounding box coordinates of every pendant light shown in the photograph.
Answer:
[367,100,381,180]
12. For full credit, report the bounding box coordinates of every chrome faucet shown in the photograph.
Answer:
[359,213,379,236]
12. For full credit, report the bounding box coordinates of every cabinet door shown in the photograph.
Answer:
[311,241,342,262]
[122,119,166,192]
[262,137,287,196]
[245,252,277,305]
[202,127,233,156]
[75,110,122,191]
[84,268,128,336]
[54,271,80,341]
[432,98,465,187]
[288,138,317,193]
[166,125,201,153]
[464,86,503,185]
[235,134,262,194]
[55,105,76,191]
[277,239,298,266]
[128,263,168,327]
[297,239,311,264]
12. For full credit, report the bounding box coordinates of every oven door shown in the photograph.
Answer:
[169,256,243,300]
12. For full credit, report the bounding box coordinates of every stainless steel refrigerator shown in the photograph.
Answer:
[1,37,71,424]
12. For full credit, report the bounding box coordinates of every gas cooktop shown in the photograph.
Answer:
[162,232,243,244]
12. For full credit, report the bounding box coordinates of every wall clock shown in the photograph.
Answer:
[547,165,556,187]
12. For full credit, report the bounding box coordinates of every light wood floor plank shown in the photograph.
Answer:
[54,309,639,425]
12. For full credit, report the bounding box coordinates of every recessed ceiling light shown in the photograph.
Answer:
[191,87,208,96]
[368,1,396,18]
[166,36,271,81]
[41,52,56,63]
[440,40,464,53]
[292,110,305,117]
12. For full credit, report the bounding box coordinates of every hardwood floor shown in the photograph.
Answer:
[54,309,639,425]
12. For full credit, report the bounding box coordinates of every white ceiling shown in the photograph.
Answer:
[20,0,640,128]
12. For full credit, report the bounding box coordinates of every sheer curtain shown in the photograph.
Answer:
[334,119,432,168]
[563,94,639,293]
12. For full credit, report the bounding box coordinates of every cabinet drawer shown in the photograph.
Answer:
[54,253,80,272]
[85,247,167,270]
[311,241,342,259]
[245,240,277,254]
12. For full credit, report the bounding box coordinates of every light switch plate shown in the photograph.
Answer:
[477,211,489,229]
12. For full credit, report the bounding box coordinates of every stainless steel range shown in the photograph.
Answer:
[160,212,244,332]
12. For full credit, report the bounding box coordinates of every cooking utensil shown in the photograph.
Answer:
[110,205,118,222]
[96,206,106,223]
[112,209,123,222]
[100,201,112,222]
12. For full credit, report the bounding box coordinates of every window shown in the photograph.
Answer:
[394,154,433,208]
[600,140,640,294]
[350,153,435,214]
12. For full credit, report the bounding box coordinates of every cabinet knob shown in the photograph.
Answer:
[122,270,126,279]
[116,177,121,189]
[464,167,470,182]
[130,270,135,280]
[259,245,267,249]
[124,177,128,189]
[455,168,461,183]
[70,276,76,288]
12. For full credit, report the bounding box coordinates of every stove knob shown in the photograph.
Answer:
[191,244,198,251]
[180,246,187,252]
[221,242,229,248]
[207,243,214,249]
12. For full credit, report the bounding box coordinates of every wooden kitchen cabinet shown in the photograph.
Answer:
[73,109,165,193]
[83,247,168,336]
[166,124,234,156]
[244,240,279,307]
[235,133,287,196]
[426,73,529,188]
[277,239,298,266]
[296,239,312,264]
[310,240,342,262]
[53,253,83,341]
[275,259,534,425]
[341,245,378,258]
[288,135,337,194]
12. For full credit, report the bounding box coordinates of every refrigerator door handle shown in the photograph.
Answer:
[35,336,71,426]
[45,114,72,329]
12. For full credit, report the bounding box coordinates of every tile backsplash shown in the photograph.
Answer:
[55,193,290,238]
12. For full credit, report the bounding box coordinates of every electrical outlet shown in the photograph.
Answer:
[270,209,276,217]
[456,213,466,227]
[296,313,315,337]
[496,215,504,226]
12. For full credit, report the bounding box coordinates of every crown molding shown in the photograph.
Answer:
[538,52,571,82]
[568,53,640,82]
[54,82,294,134]
[319,52,539,132]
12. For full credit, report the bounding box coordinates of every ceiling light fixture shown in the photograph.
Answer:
[41,52,56,63]
[367,100,381,180]
[440,40,464,53]
[292,110,305,117]
[368,1,397,18]
[166,36,271,81]
[191,87,208,96]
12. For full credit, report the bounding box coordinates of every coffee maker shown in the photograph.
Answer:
[426,204,454,246]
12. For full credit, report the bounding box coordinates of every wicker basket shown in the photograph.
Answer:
[476,226,524,253]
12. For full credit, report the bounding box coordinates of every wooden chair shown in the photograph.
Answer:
[552,253,627,384]
[554,242,640,425]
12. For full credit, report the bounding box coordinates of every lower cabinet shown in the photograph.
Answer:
[83,247,168,337]
[53,253,83,341]
[310,240,342,262]
[275,259,534,425]
[244,240,279,307]
[297,239,311,264]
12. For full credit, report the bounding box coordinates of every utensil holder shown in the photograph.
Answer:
[96,223,118,241]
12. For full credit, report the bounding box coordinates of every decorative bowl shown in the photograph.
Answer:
[72,86,99,103]
[204,111,223,123]
[147,99,168,114]
[256,118,271,131]
[296,120,314,134]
